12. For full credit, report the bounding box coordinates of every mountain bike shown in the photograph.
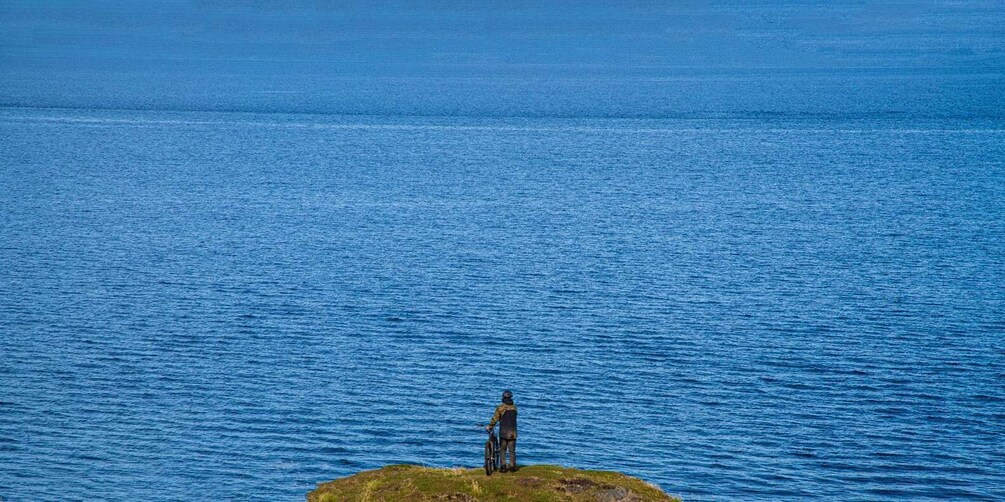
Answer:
[484,426,500,476]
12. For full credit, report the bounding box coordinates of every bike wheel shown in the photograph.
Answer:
[484,440,494,476]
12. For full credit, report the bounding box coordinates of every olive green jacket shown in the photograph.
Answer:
[489,403,517,439]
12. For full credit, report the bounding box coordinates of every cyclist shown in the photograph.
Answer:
[485,390,517,472]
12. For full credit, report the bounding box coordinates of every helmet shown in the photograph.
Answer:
[502,390,513,400]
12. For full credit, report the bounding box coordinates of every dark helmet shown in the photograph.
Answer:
[502,390,513,400]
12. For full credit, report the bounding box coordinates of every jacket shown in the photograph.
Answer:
[489,402,517,440]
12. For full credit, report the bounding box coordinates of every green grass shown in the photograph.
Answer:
[307,464,680,502]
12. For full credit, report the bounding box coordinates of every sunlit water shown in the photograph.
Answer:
[1,107,1003,500]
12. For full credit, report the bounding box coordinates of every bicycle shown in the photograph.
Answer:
[483,426,500,476]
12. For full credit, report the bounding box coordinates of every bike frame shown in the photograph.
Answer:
[485,427,500,475]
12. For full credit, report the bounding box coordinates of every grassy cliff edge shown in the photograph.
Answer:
[308,464,680,502]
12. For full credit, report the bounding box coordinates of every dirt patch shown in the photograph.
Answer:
[596,486,639,502]
[433,493,477,501]
[558,477,615,494]
[517,476,545,487]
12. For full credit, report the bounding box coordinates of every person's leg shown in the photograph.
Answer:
[507,439,516,470]
[498,439,510,471]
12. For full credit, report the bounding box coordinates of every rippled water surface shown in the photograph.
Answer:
[1,108,1003,500]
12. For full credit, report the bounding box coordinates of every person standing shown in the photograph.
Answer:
[486,390,518,472]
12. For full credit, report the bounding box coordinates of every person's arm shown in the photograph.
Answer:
[486,405,503,429]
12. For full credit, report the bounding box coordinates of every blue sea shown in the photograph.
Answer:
[2,2,1004,501]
